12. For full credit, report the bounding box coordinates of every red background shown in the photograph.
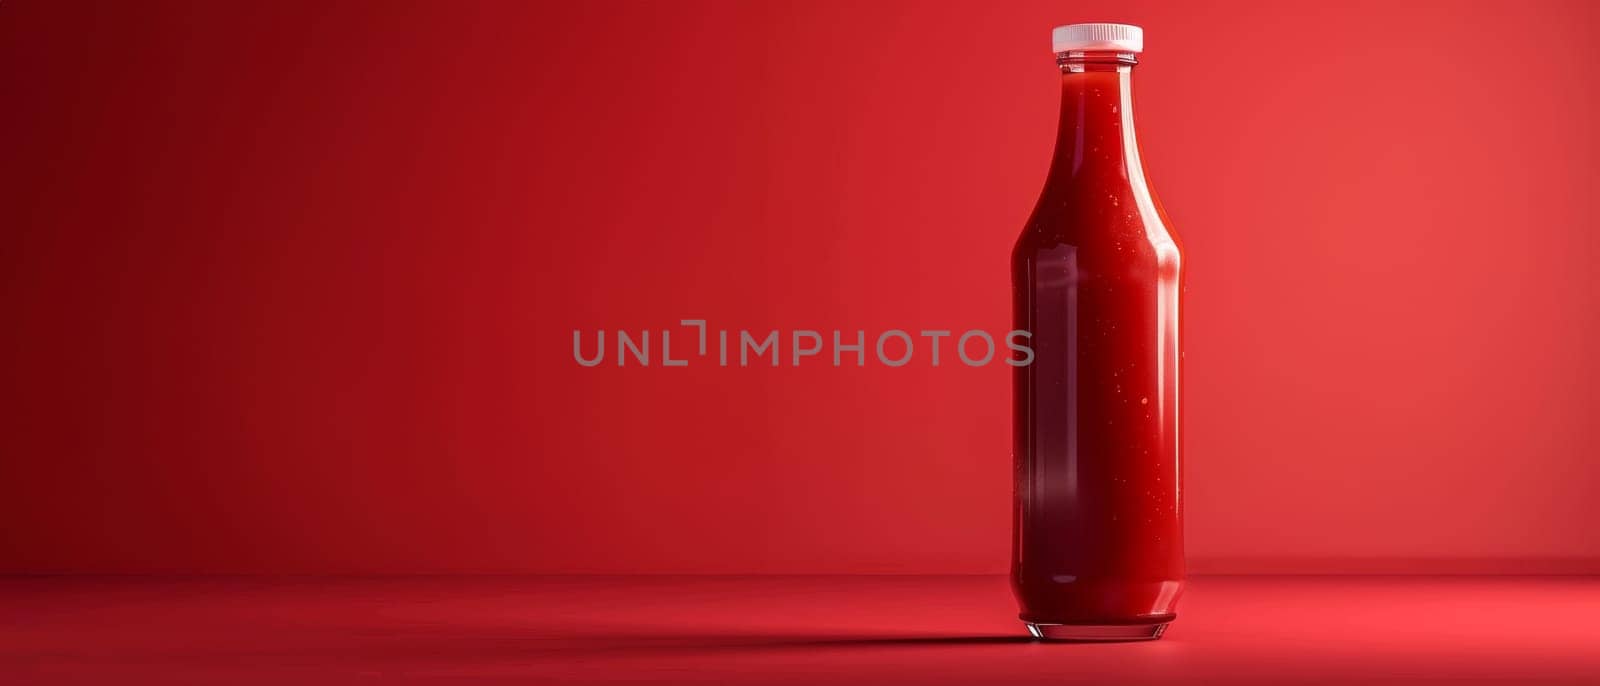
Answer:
[2,0,1597,575]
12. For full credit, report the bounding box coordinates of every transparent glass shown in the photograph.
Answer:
[1010,50,1184,641]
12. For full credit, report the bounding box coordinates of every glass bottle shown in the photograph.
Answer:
[1011,23,1184,641]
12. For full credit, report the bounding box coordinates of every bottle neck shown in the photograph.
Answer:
[1046,51,1147,185]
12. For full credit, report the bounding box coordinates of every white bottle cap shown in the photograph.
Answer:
[1051,23,1143,54]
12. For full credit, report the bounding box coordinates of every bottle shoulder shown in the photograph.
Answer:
[1016,195,1181,258]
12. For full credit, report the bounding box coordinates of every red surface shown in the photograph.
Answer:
[4,0,1600,575]
[3,575,1597,684]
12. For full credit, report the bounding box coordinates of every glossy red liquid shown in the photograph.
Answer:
[1011,54,1184,633]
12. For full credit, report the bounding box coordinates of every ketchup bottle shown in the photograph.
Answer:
[1011,23,1184,641]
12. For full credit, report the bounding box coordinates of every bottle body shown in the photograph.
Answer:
[1011,51,1183,640]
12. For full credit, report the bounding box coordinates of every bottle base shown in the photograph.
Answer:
[1024,621,1168,642]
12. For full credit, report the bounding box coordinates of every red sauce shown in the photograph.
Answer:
[1011,53,1184,634]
